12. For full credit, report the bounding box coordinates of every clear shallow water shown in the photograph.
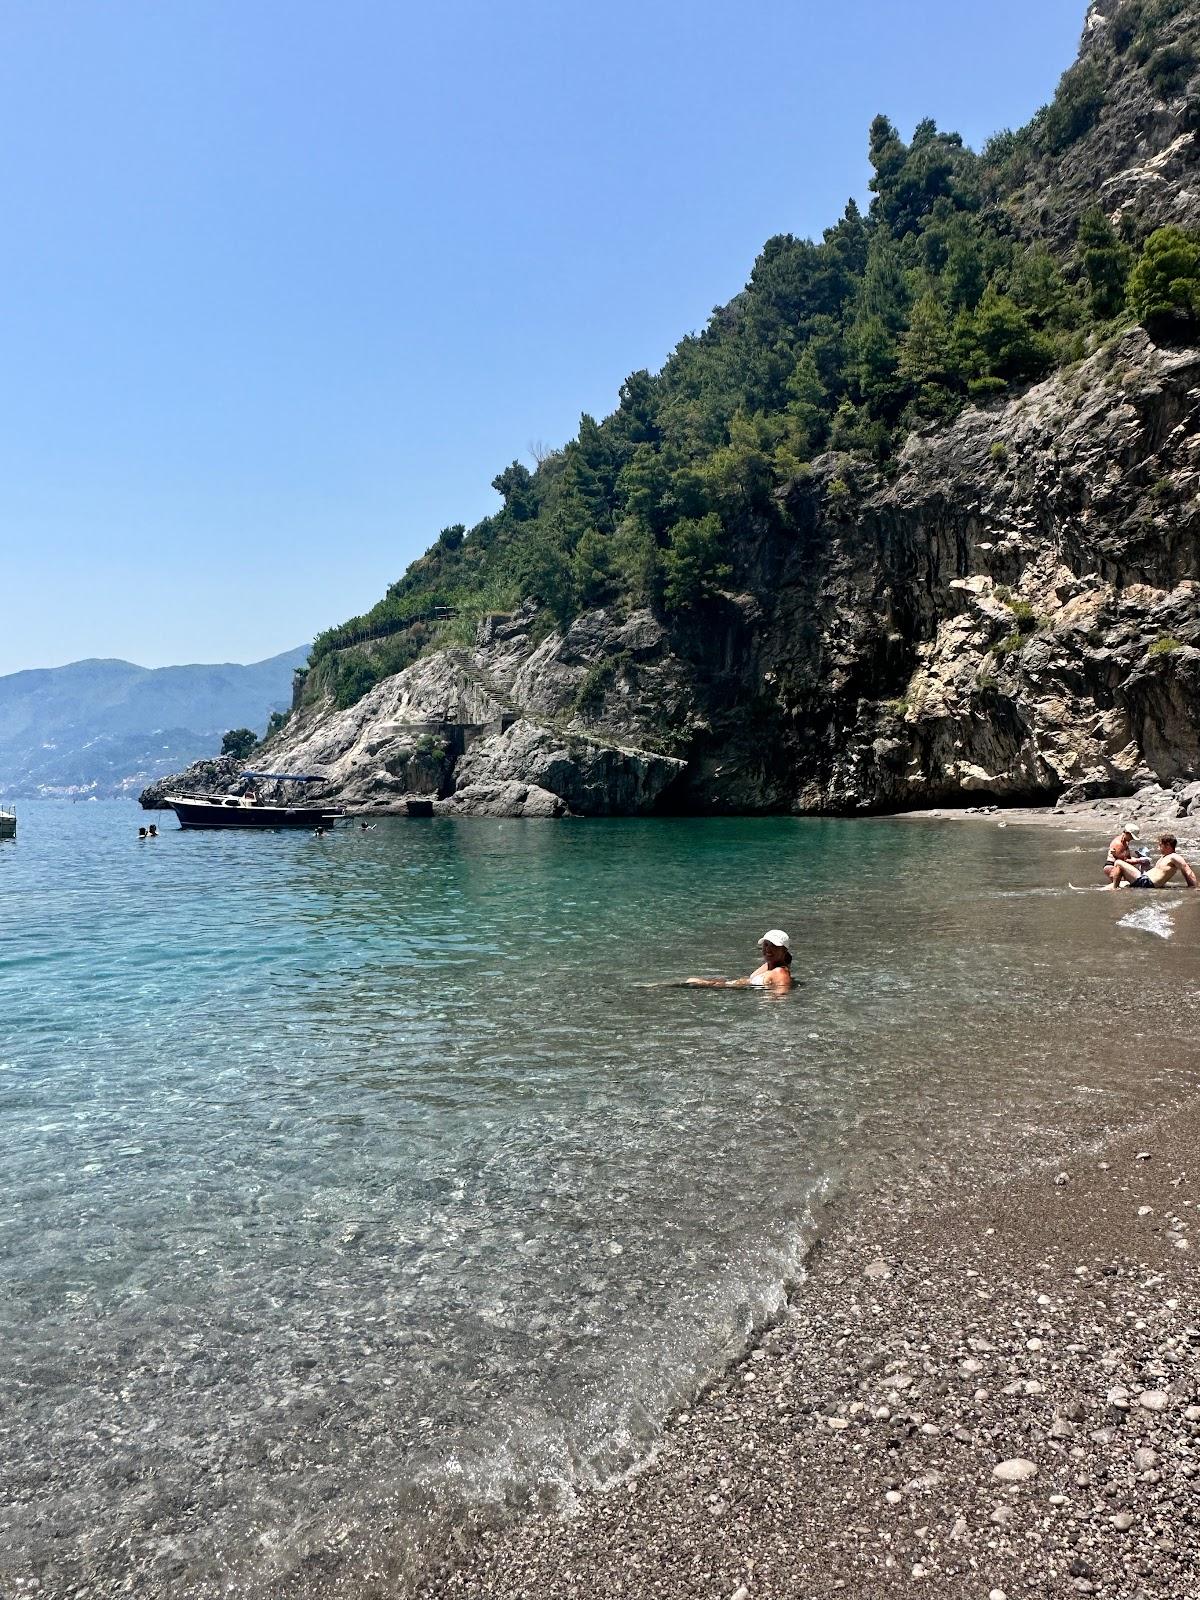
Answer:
[3,802,1200,1597]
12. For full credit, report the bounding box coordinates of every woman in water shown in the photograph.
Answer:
[686,929,794,990]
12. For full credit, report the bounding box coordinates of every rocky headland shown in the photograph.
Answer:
[147,329,1200,820]
[145,2,1200,821]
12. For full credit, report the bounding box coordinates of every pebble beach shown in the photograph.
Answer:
[434,1097,1200,1599]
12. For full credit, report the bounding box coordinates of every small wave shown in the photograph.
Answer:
[989,887,1068,898]
[1117,904,1176,940]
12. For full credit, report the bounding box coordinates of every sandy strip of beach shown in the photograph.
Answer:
[897,792,1198,843]
[430,1097,1200,1599]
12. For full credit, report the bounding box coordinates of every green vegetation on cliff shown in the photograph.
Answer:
[220,728,259,760]
[305,2,1200,711]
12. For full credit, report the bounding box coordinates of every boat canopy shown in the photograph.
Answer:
[240,771,325,782]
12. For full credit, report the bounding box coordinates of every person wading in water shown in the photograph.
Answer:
[685,930,794,990]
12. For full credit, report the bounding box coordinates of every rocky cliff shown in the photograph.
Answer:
[151,325,1200,817]
[1009,0,1200,249]
[145,3,1200,819]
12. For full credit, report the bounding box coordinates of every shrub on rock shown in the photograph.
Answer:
[1129,226,1200,340]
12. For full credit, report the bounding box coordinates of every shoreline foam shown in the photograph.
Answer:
[433,1094,1200,1598]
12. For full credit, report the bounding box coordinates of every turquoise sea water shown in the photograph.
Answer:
[4,800,1200,1597]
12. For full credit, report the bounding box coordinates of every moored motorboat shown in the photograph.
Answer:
[165,772,344,830]
[0,807,15,839]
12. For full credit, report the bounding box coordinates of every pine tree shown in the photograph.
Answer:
[958,283,1053,389]
[1078,210,1132,319]
[899,293,962,419]
[785,348,829,452]
[491,461,537,521]
[662,513,730,612]
[1129,226,1200,339]
[572,529,615,607]
[1010,247,1080,332]
[898,293,954,386]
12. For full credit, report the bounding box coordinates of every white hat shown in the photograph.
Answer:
[758,929,791,950]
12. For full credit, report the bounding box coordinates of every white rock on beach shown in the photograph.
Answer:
[1138,1390,1169,1412]
[992,1457,1039,1482]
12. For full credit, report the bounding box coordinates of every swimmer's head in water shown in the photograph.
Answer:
[758,929,792,967]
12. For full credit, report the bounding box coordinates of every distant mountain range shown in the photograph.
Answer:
[0,647,309,799]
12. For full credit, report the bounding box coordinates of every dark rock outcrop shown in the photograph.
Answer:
[139,755,244,809]
[739,329,1200,813]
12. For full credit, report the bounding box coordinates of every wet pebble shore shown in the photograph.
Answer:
[432,1101,1200,1599]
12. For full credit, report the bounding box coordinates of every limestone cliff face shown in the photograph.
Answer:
[178,610,691,817]
[748,330,1200,813]
[1011,0,1200,248]
[148,329,1200,818]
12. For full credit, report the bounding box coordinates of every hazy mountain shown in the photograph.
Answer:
[0,647,309,798]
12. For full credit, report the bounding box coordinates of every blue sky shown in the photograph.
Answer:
[0,0,1086,675]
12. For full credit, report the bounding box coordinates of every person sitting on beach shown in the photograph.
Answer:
[1107,834,1198,890]
[1104,824,1149,885]
[685,930,794,990]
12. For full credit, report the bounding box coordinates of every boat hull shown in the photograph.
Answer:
[166,796,345,830]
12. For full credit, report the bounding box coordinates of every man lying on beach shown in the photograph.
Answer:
[1104,824,1149,885]
[685,930,795,990]
[1107,834,1198,890]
